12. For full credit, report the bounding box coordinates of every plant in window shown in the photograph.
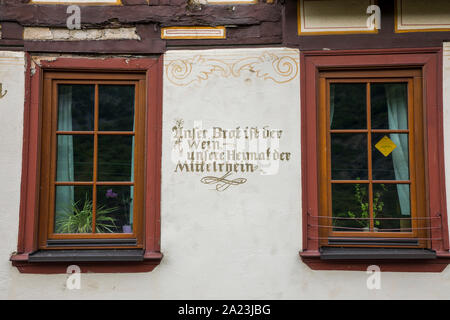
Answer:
[105,189,133,233]
[55,194,117,233]
[335,180,387,231]
[372,184,387,228]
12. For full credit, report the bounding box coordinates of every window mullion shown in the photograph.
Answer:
[92,83,99,234]
[367,82,374,231]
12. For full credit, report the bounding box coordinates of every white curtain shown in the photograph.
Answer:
[56,86,75,214]
[385,84,410,216]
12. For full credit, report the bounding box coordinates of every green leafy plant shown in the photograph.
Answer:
[338,180,387,229]
[55,194,117,233]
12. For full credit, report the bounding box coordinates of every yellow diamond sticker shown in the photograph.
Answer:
[375,135,397,157]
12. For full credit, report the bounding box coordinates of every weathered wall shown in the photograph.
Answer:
[23,27,140,41]
[1,47,450,299]
[0,52,24,298]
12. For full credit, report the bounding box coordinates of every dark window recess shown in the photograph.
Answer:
[46,238,137,248]
[320,247,436,260]
[29,249,144,262]
[327,237,419,246]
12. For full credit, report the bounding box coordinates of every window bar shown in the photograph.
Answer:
[56,131,135,135]
[92,84,99,234]
[329,129,368,133]
[330,180,411,184]
[367,82,374,231]
[308,224,440,232]
[326,81,333,233]
[308,237,443,241]
[371,129,409,134]
[308,213,439,220]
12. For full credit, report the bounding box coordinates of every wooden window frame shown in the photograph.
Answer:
[300,48,450,272]
[11,55,163,273]
[38,72,146,248]
[318,69,427,248]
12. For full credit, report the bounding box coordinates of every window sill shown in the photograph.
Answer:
[299,249,450,272]
[10,250,163,274]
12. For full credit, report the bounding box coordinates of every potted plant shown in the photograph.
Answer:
[55,194,117,233]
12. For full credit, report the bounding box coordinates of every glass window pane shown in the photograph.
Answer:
[56,135,93,182]
[331,133,368,180]
[54,185,93,234]
[96,186,133,234]
[372,133,409,180]
[57,85,94,131]
[330,83,366,130]
[98,135,134,181]
[98,85,135,132]
[371,83,408,130]
[373,183,411,232]
[332,183,369,232]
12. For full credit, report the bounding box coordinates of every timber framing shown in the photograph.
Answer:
[1,1,450,52]
[0,1,283,51]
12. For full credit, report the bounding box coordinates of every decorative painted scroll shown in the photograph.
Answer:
[165,50,299,86]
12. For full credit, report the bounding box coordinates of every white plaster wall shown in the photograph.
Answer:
[0,52,25,299]
[2,47,450,299]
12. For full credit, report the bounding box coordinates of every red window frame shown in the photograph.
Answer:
[10,55,163,273]
[299,48,450,272]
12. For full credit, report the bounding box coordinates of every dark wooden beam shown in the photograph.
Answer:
[0,3,282,28]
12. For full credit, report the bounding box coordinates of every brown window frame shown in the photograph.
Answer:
[300,48,450,272]
[11,56,163,273]
[38,72,147,249]
[318,69,428,248]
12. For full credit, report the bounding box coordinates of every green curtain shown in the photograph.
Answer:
[385,84,410,216]
[329,85,335,126]
[129,125,135,227]
[56,85,75,214]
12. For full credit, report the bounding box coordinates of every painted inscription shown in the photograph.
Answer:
[0,83,7,99]
[172,119,291,191]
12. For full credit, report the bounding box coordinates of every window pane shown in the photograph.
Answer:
[331,133,368,180]
[96,186,133,234]
[373,183,411,232]
[330,83,366,129]
[98,135,134,181]
[98,85,135,132]
[56,135,93,182]
[332,183,369,232]
[57,85,94,131]
[371,83,408,130]
[372,133,409,180]
[54,185,93,233]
